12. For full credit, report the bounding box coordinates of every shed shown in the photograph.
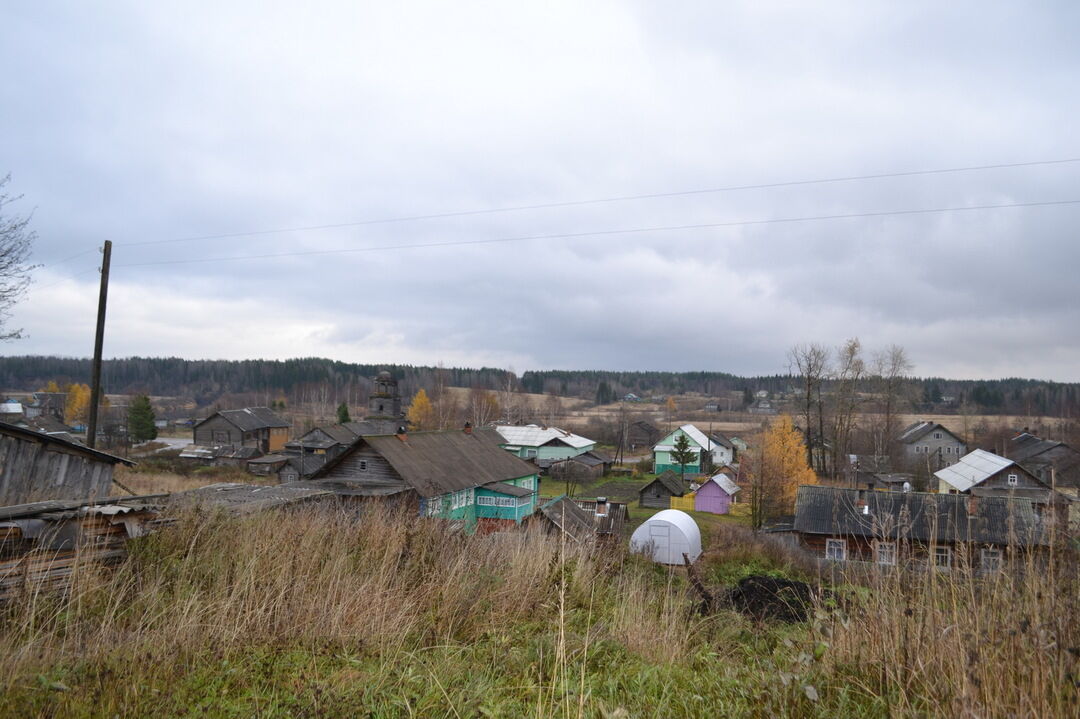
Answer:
[638,469,686,509]
[695,473,740,514]
[629,509,702,565]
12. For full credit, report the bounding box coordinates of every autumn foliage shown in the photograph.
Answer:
[748,414,817,527]
[406,388,434,430]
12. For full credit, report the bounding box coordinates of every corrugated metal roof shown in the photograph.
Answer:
[538,495,596,543]
[707,473,741,495]
[934,449,1014,492]
[494,424,594,449]
[655,424,716,452]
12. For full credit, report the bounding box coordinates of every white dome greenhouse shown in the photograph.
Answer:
[629,509,702,565]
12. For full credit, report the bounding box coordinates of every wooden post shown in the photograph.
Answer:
[86,240,112,449]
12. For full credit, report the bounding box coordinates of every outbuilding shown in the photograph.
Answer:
[637,469,687,509]
[629,509,702,565]
[695,473,740,514]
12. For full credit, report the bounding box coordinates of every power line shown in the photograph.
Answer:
[117,156,1080,248]
[32,265,99,291]
[115,197,1080,269]
[40,246,97,268]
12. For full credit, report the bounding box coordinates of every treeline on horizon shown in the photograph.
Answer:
[1,355,1078,416]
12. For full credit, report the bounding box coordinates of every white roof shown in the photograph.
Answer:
[629,509,703,565]
[707,473,741,495]
[494,424,594,449]
[934,449,1014,492]
[655,424,714,452]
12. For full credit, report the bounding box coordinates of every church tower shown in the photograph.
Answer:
[367,370,402,421]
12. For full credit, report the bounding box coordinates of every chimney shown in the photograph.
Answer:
[396,425,408,442]
[463,421,472,435]
[595,496,609,517]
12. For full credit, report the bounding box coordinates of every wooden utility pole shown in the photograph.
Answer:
[86,240,112,449]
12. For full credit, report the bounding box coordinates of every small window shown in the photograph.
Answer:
[934,432,942,439]
[1007,474,1018,486]
[825,539,847,561]
[875,541,897,566]
[934,546,951,568]
[981,548,1002,573]
[359,460,368,471]
[525,448,537,458]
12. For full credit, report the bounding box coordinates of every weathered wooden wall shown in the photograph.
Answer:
[0,434,115,505]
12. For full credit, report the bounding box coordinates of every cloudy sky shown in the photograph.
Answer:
[3,2,1079,380]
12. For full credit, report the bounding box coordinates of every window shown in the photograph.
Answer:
[1006,473,1018,487]
[517,495,531,507]
[427,497,443,516]
[825,539,847,561]
[522,477,535,490]
[495,496,515,508]
[875,541,897,566]
[934,432,942,439]
[477,495,497,506]
[358,460,368,471]
[981,548,1002,573]
[524,448,537,458]
[934,546,952,569]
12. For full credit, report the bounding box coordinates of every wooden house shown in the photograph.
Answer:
[627,420,660,451]
[638,469,687,509]
[694,474,740,515]
[494,424,596,461]
[653,424,730,474]
[1008,432,1080,490]
[0,421,134,505]
[897,421,967,473]
[535,495,628,542]
[193,407,290,454]
[788,485,1046,572]
[935,449,1070,528]
[311,425,540,533]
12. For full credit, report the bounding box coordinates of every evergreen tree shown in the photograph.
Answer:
[669,432,697,483]
[127,394,157,442]
[336,402,351,424]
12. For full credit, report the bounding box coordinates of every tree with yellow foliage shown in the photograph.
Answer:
[748,414,817,528]
[64,383,92,426]
[665,396,677,430]
[41,380,61,393]
[406,388,435,430]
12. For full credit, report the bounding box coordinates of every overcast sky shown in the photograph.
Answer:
[3,2,1079,380]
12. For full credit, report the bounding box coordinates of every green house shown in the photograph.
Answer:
[311,426,539,533]
[494,424,596,461]
[653,424,733,474]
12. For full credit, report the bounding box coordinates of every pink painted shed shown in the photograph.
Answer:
[694,473,741,515]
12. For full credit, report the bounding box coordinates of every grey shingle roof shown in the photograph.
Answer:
[538,495,597,542]
[897,421,963,445]
[316,427,537,498]
[483,481,533,497]
[199,407,289,432]
[792,485,1043,546]
[643,469,686,497]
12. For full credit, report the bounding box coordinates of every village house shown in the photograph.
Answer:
[24,392,66,422]
[1008,431,1080,490]
[311,425,540,533]
[638,469,687,509]
[787,484,1045,572]
[653,424,732,474]
[193,407,290,454]
[934,449,1070,528]
[535,495,628,542]
[626,420,660,451]
[494,424,596,461]
[897,421,967,473]
[0,420,134,505]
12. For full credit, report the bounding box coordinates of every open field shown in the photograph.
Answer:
[1,503,1074,718]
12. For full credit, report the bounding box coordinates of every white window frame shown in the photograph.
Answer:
[933,546,952,569]
[1006,473,1018,487]
[825,538,847,561]
[874,541,897,566]
[934,432,942,439]
[477,495,496,506]
[981,548,1003,573]
[524,448,537,458]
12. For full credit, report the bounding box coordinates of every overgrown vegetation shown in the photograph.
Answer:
[0,506,1075,717]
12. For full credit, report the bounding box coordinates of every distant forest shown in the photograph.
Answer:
[1,355,1079,417]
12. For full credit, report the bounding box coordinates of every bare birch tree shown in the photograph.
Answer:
[788,343,830,472]
[0,175,36,340]
[829,337,865,479]
[870,344,913,458]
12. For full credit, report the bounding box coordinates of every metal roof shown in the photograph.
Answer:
[655,424,716,452]
[494,424,594,450]
[934,449,1015,492]
[897,421,963,445]
[482,481,533,497]
[538,495,597,543]
[641,469,686,497]
[706,473,741,495]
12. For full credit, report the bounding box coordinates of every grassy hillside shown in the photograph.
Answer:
[1,505,1075,717]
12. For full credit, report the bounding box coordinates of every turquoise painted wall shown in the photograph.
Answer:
[423,473,538,528]
[654,428,704,474]
[500,443,595,461]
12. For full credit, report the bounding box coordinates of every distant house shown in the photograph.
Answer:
[536,495,628,541]
[638,469,687,509]
[0,399,24,418]
[787,485,1045,572]
[621,393,642,403]
[284,423,365,461]
[934,450,1068,526]
[653,424,731,474]
[748,399,777,415]
[25,392,67,422]
[193,407,290,454]
[847,454,892,487]
[494,424,596,461]
[626,420,660,451]
[542,450,612,482]
[897,421,967,473]
[312,425,540,533]
[694,473,740,515]
[278,454,328,483]
[0,421,134,505]
[1008,432,1080,490]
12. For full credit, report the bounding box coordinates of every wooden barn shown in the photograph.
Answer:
[638,469,687,509]
[193,407,290,454]
[0,421,134,505]
[694,473,740,515]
